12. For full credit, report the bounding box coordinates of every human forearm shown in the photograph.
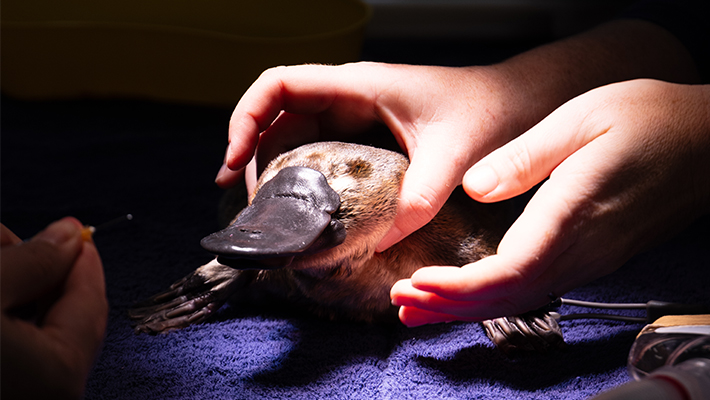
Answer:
[480,19,701,144]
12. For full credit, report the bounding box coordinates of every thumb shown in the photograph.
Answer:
[1,217,84,309]
[376,139,465,252]
[462,94,604,203]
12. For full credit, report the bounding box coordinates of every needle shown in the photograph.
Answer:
[82,214,133,241]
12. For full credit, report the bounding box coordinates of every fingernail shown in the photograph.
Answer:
[225,143,234,166]
[391,294,403,306]
[376,226,402,253]
[216,163,228,182]
[34,217,81,246]
[465,165,498,196]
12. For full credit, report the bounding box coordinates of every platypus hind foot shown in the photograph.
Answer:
[128,259,245,334]
[482,311,565,356]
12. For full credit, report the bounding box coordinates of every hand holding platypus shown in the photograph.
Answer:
[391,79,710,325]
[216,20,709,326]
[133,16,710,335]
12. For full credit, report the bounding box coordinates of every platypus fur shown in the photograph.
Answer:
[130,141,514,333]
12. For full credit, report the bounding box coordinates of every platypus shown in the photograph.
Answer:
[130,142,533,339]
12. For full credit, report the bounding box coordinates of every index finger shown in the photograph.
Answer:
[1,223,22,246]
[224,64,379,174]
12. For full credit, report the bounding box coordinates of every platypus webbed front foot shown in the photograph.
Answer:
[129,260,247,334]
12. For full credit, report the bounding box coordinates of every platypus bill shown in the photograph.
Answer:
[130,142,516,334]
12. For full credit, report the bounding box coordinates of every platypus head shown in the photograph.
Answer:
[200,142,409,273]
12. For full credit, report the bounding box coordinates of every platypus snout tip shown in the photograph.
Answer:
[200,166,347,268]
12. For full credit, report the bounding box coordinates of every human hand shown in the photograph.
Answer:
[1,218,108,399]
[391,79,710,326]
[216,62,527,250]
[216,17,701,255]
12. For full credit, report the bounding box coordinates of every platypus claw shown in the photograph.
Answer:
[129,260,244,334]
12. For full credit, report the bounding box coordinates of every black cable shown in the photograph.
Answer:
[550,298,710,323]
[560,298,646,310]
[550,311,647,323]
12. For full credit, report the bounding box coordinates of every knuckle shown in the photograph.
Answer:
[506,140,535,182]
[399,186,445,229]
[497,264,535,299]
[260,65,289,79]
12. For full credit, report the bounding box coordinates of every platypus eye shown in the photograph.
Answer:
[346,160,371,178]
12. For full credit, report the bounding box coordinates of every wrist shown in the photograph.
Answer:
[475,19,702,147]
